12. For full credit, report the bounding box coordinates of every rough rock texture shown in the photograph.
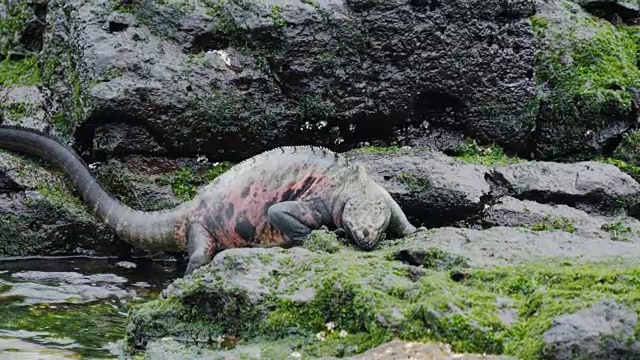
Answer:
[478,195,640,241]
[542,300,640,359]
[0,150,204,258]
[491,160,640,215]
[124,226,640,359]
[0,86,47,130]
[92,123,167,159]
[38,0,538,159]
[576,0,640,24]
[344,148,493,227]
[344,147,640,227]
[0,150,120,257]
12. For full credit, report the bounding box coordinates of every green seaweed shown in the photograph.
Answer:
[530,217,576,233]
[0,57,40,86]
[450,139,522,165]
[352,146,401,154]
[302,230,345,254]
[0,0,31,57]
[601,220,633,242]
[127,244,640,359]
[160,162,234,201]
[531,2,640,159]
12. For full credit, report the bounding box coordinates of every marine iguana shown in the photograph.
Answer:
[0,125,425,275]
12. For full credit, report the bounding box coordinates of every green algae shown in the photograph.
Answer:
[0,0,31,57]
[398,172,430,193]
[158,161,234,201]
[450,139,522,165]
[531,1,640,159]
[39,3,93,142]
[601,220,633,242]
[352,146,402,154]
[530,216,576,233]
[0,301,128,358]
[461,260,640,359]
[302,230,345,254]
[126,236,640,360]
[0,259,175,359]
[295,94,337,120]
[613,129,640,165]
[0,57,40,86]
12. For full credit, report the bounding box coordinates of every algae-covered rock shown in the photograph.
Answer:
[0,151,119,256]
[0,86,47,130]
[531,0,640,160]
[125,226,640,359]
[140,338,517,360]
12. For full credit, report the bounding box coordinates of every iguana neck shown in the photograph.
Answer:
[0,125,190,250]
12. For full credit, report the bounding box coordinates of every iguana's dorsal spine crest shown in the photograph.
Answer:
[217,145,353,179]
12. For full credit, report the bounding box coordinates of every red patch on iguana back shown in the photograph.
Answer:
[199,170,335,250]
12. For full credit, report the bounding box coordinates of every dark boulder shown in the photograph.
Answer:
[542,299,640,360]
[40,0,537,160]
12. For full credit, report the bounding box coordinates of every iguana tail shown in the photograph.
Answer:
[0,125,190,251]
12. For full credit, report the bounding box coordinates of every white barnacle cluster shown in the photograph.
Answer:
[206,49,232,67]
[300,121,313,130]
[314,321,348,342]
[196,154,209,164]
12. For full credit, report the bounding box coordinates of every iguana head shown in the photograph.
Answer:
[341,164,392,250]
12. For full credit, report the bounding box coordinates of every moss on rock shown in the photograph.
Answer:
[531,1,640,159]
[0,0,32,57]
[449,139,523,165]
[124,231,640,360]
[0,151,117,256]
[40,0,94,142]
[0,56,40,86]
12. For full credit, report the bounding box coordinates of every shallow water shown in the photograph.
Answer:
[0,256,181,359]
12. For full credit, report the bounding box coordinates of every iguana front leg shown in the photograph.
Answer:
[386,197,426,237]
[267,201,326,245]
[184,222,216,275]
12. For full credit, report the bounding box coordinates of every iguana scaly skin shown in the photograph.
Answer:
[0,125,425,275]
